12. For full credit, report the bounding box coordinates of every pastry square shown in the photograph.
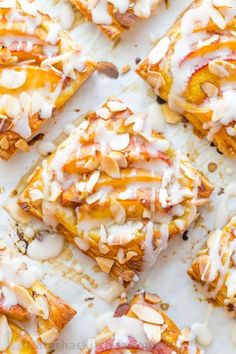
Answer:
[137,0,236,157]
[0,0,95,159]
[18,97,213,285]
[0,242,76,352]
[188,215,236,317]
[81,292,201,353]
[70,0,163,40]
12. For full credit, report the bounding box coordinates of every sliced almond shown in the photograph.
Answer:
[208,60,230,77]
[96,107,111,120]
[161,104,182,124]
[209,6,226,29]
[0,136,9,150]
[212,0,233,7]
[107,101,127,113]
[148,37,170,65]
[144,293,161,304]
[109,152,128,168]
[201,82,219,98]
[100,154,120,179]
[35,295,49,320]
[147,71,165,93]
[143,323,162,344]
[110,199,126,225]
[15,138,29,152]
[119,251,138,264]
[0,315,12,351]
[86,170,100,193]
[13,285,42,316]
[121,64,131,75]
[98,242,110,255]
[95,257,114,273]
[131,304,164,325]
[39,328,59,344]
[97,62,119,79]
[110,133,130,151]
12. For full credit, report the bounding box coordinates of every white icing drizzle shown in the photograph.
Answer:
[191,304,213,346]
[215,182,236,228]
[89,0,159,25]
[27,232,64,261]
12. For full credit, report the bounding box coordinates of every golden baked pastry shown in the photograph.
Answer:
[18,97,213,286]
[69,0,163,40]
[81,292,201,354]
[0,0,95,159]
[188,215,236,317]
[0,242,76,353]
[137,0,236,158]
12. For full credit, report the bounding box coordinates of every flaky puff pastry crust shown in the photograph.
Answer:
[137,0,236,158]
[0,244,76,353]
[70,0,162,40]
[81,292,201,354]
[18,97,213,286]
[188,215,236,317]
[0,1,95,159]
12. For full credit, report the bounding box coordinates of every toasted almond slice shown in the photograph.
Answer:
[209,60,230,77]
[131,304,164,325]
[119,251,138,264]
[161,104,182,124]
[95,257,114,273]
[100,154,120,179]
[0,315,12,351]
[143,323,162,344]
[124,112,147,126]
[13,286,42,316]
[107,101,127,112]
[110,199,126,225]
[15,138,29,152]
[181,327,195,342]
[86,170,100,193]
[110,133,130,151]
[109,152,128,168]
[148,37,170,65]
[74,237,90,252]
[201,82,219,98]
[0,136,9,150]
[98,242,110,255]
[96,107,111,120]
[147,71,165,93]
[209,6,226,29]
[144,293,161,304]
[35,295,49,320]
[39,328,59,344]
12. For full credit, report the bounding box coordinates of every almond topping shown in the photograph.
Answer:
[131,304,164,325]
[144,293,161,304]
[100,154,120,179]
[208,60,230,77]
[143,323,162,344]
[95,257,114,273]
[109,152,128,168]
[147,71,165,93]
[161,104,182,124]
[86,170,100,193]
[15,138,29,152]
[209,6,226,29]
[110,199,126,225]
[148,37,170,65]
[35,295,49,320]
[107,101,127,112]
[13,286,42,316]
[201,82,219,98]
[39,328,59,344]
[96,107,111,120]
[0,315,12,351]
[0,136,9,150]
[110,133,130,151]
[98,242,110,255]
[97,62,119,79]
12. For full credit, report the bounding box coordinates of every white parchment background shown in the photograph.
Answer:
[0,0,236,353]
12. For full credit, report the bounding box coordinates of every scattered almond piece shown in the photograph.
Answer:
[201,82,219,98]
[39,328,59,344]
[161,104,182,124]
[0,136,9,150]
[100,154,120,179]
[121,64,131,75]
[144,293,161,304]
[208,162,217,173]
[95,257,114,273]
[0,315,12,351]
[110,199,126,225]
[97,62,119,79]
[143,323,162,344]
[13,286,42,315]
[15,138,29,152]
